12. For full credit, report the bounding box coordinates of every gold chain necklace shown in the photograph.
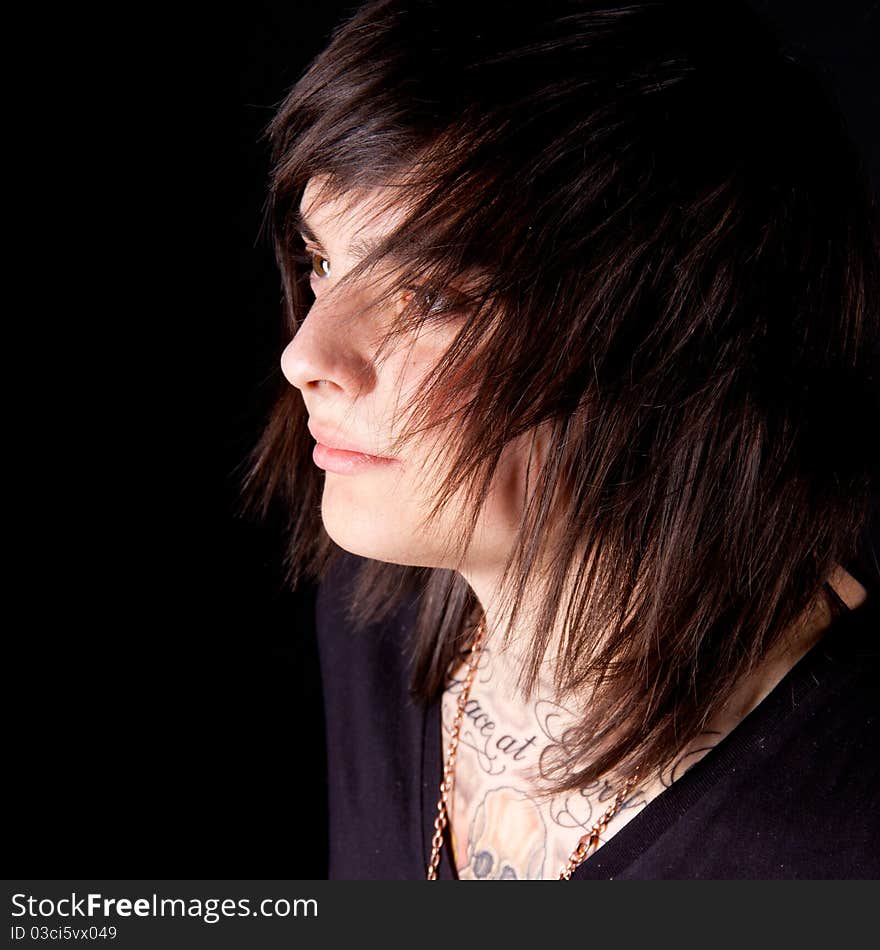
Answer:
[427,614,640,880]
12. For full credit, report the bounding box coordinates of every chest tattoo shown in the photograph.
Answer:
[440,643,724,879]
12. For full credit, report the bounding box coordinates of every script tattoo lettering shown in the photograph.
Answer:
[441,643,725,879]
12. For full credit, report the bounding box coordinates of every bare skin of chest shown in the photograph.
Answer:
[439,572,866,879]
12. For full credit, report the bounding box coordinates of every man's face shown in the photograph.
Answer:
[280,174,549,575]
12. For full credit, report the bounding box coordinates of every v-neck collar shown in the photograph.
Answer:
[419,595,876,880]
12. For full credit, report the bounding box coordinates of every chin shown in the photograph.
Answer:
[319,492,459,569]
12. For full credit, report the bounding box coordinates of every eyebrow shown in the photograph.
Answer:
[294,207,381,265]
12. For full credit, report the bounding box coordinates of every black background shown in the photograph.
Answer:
[8,1,877,879]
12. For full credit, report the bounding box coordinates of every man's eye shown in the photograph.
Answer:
[409,285,468,318]
[421,290,443,312]
[309,250,331,278]
[293,248,331,280]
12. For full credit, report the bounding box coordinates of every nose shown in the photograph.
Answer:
[280,297,376,396]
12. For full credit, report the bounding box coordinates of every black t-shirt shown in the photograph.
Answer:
[315,550,879,879]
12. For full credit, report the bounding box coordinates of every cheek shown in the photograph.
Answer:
[390,319,472,406]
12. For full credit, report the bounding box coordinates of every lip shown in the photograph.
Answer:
[308,421,400,475]
[312,442,400,474]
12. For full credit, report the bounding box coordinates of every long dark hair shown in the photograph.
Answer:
[237,0,880,796]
